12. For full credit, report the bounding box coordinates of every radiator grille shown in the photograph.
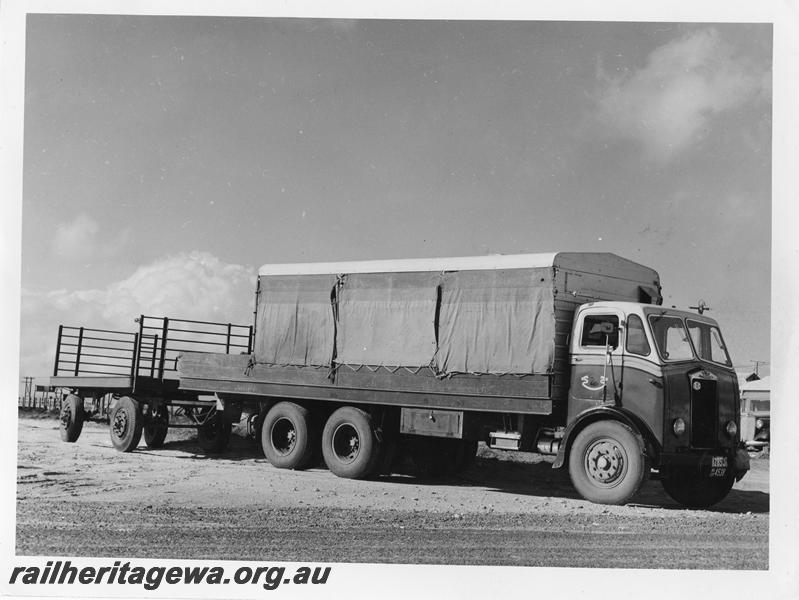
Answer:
[690,378,717,448]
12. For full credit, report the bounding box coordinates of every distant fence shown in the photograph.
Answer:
[18,391,61,411]
[18,379,114,417]
[19,377,58,410]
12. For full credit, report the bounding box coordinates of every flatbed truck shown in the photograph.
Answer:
[52,252,749,507]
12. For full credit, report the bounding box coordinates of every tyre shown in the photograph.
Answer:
[261,402,317,469]
[59,394,84,443]
[568,420,647,505]
[110,396,143,452]
[143,404,169,449]
[197,409,232,453]
[661,471,735,508]
[322,407,382,479]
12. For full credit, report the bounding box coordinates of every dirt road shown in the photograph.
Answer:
[15,413,769,568]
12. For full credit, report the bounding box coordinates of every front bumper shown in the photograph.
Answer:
[658,447,750,482]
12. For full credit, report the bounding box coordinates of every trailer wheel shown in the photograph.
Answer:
[322,407,382,479]
[59,394,84,443]
[661,471,735,508]
[261,402,317,470]
[197,410,231,454]
[143,405,169,449]
[110,396,143,452]
[568,420,647,505]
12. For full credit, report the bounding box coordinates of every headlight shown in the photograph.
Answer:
[672,418,686,437]
[725,421,738,437]
[755,418,764,430]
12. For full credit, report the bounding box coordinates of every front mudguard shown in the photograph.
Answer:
[734,447,750,482]
[552,406,656,470]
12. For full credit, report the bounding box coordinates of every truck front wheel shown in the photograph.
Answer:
[261,402,317,470]
[59,394,85,443]
[661,471,734,508]
[322,407,382,479]
[568,420,647,505]
[110,396,143,452]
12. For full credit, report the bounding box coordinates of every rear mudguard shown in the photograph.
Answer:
[552,406,658,469]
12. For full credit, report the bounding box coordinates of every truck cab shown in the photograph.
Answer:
[561,301,749,507]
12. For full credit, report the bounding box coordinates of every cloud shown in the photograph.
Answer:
[594,28,769,162]
[52,215,100,261]
[51,214,133,262]
[19,251,256,377]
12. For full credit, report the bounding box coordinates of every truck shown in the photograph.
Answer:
[739,376,770,452]
[52,251,750,507]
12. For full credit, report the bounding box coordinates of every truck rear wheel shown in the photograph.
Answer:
[197,409,231,453]
[568,420,647,505]
[110,396,143,452]
[59,394,84,443]
[322,407,382,479]
[143,405,169,449]
[661,471,734,508]
[261,402,317,469]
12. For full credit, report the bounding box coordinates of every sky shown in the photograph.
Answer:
[18,16,772,379]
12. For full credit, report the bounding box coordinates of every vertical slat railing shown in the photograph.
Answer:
[53,326,63,376]
[157,317,169,380]
[74,327,84,376]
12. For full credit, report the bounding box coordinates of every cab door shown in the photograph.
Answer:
[567,307,624,422]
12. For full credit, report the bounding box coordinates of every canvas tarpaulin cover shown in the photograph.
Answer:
[434,268,556,375]
[336,272,439,367]
[254,274,336,367]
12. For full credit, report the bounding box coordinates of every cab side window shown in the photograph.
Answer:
[580,315,619,349]
[625,314,651,356]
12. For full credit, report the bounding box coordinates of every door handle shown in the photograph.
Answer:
[648,378,663,389]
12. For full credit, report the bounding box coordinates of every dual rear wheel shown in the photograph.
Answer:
[260,403,479,480]
[260,403,382,479]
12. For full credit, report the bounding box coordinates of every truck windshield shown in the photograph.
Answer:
[686,319,732,366]
[648,315,694,361]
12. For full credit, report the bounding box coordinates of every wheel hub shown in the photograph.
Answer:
[271,418,297,455]
[585,439,625,485]
[112,410,128,437]
[332,424,360,463]
[60,405,72,429]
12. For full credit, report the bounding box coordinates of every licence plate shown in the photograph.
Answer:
[710,456,727,477]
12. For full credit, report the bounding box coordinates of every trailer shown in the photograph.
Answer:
[51,315,253,452]
[55,252,750,507]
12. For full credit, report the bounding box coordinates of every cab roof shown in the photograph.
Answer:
[578,301,718,324]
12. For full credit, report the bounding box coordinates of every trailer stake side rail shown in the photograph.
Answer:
[51,315,253,392]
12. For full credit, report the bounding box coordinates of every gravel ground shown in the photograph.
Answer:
[15,411,769,569]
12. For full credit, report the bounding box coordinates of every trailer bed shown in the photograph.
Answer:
[48,316,253,400]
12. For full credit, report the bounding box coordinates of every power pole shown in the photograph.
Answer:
[750,360,768,377]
